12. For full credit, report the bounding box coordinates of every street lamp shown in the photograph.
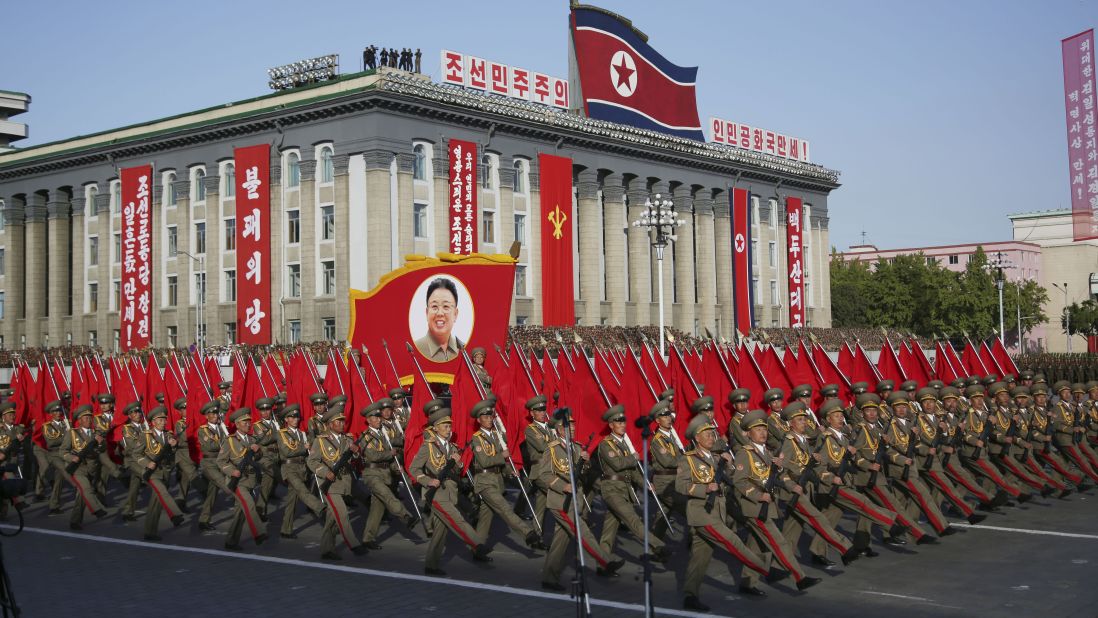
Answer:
[631,193,685,357]
[1051,282,1071,354]
[179,250,206,349]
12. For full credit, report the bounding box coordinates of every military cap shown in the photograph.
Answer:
[1003,374,1017,384]
[916,387,938,402]
[379,398,396,409]
[1072,382,1086,394]
[690,396,715,414]
[422,398,446,416]
[525,395,548,411]
[602,404,627,423]
[1012,386,1031,399]
[173,397,187,411]
[988,382,1009,397]
[886,392,909,407]
[154,393,166,403]
[1033,373,1047,384]
[275,393,287,405]
[200,400,221,415]
[851,381,870,395]
[228,408,251,424]
[792,384,813,399]
[1019,370,1034,381]
[98,393,116,404]
[0,401,15,414]
[965,385,986,398]
[728,388,751,404]
[740,409,769,431]
[1031,384,1049,397]
[781,401,809,421]
[278,404,301,420]
[763,388,784,404]
[329,394,349,407]
[45,400,63,414]
[928,380,945,390]
[470,347,486,358]
[123,401,143,415]
[981,375,998,386]
[940,386,961,400]
[856,393,881,409]
[1086,380,1098,392]
[1053,380,1071,393]
[820,399,845,417]
[323,405,346,424]
[72,404,94,420]
[428,408,452,427]
[649,400,673,420]
[900,380,918,392]
[470,398,497,419]
[255,397,275,410]
[362,399,390,418]
[388,388,407,401]
[147,406,169,422]
[685,415,716,441]
[218,381,232,390]
[659,388,674,401]
[875,380,895,394]
[309,392,329,405]
[820,384,840,398]
[949,378,966,389]
[965,376,981,387]
[546,409,570,430]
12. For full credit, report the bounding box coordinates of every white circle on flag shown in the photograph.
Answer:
[735,233,746,253]
[609,50,637,98]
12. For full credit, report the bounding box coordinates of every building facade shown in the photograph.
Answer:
[838,240,1042,283]
[0,67,839,350]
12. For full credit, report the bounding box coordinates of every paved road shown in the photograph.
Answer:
[2,482,1096,617]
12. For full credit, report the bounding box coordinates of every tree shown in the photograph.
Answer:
[829,257,872,327]
[1063,299,1098,337]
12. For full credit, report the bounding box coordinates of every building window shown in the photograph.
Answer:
[113,233,121,264]
[0,249,4,275]
[516,315,528,326]
[287,210,300,244]
[322,317,336,341]
[321,205,335,240]
[224,218,236,251]
[319,147,334,183]
[751,239,759,267]
[768,241,777,267]
[770,280,778,305]
[195,222,206,255]
[413,144,427,181]
[482,211,495,245]
[322,260,336,295]
[286,152,301,188]
[225,322,236,345]
[111,182,121,213]
[514,213,526,245]
[752,277,760,304]
[223,163,235,197]
[481,154,493,189]
[515,264,527,296]
[288,319,301,344]
[413,203,427,238]
[0,292,4,319]
[926,256,936,266]
[113,281,121,310]
[167,226,177,257]
[88,236,99,266]
[88,283,98,313]
[288,264,301,298]
[513,160,526,194]
[165,174,177,206]
[194,169,206,202]
[804,244,811,276]
[225,270,236,302]
[167,326,177,348]
[806,281,813,308]
[194,272,206,304]
[0,199,5,232]
[768,198,777,227]
[948,255,959,265]
[167,275,178,307]
[88,331,97,348]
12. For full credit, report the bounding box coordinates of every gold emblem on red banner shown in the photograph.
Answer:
[547,204,568,240]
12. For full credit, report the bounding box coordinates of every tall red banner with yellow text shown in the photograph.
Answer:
[448,139,478,254]
[786,196,804,328]
[234,144,272,344]
[538,153,575,326]
[120,165,153,351]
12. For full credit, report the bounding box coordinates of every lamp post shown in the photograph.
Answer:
[179,250,206,350]
[631,193,685,357]
[1051,282,1071,354]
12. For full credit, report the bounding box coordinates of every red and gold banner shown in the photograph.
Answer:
[538,153,575,326]
[348,253,516,383]
[785,196,804,328]
[731,188,753,336]
[448,139,478,254]
[234,144,272,344]
[120,165,153,351]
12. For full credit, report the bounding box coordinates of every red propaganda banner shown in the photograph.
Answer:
[234,144,272,344]
[1063,30,1098,240]
[448,139,478,255]
[731,188,753,336]
[120,165,153,351]
[348,253,516,384]
[538,153,575,326]
[785,196,805,328]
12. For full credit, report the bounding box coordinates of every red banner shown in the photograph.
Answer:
[731,188,753,336]
[785,196,804,328]
[348,253,516,384]
[448,139,478,254]
[120,165,153,351]
[234,144,272,344]
[538,153,575,326]
[1063,30,1098,241]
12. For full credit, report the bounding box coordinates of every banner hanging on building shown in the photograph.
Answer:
[448,139,478,255]
[348,253,516,384]
[120,165,153,351]
[1063,29,1098,241]
[538,153,575,326]
[234,143,272,344]
[731,188,753,337]
[786,196,805,328]
[569,6,704,141]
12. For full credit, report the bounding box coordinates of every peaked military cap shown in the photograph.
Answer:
[740,409,769,431]
[229,408,252,424]
[278,404,301,420]
[763,388,784,404]
[525,395,548,411]
[470,398,497,419]
[792,384,813,399]
[123,401,143,415]
[200,400,221,415]
[428,408,452,427]
[45,400,63,414]
[309,392,328,405]
[388,388,407,401]
[649,400,673,420]
[856,393,881,409]
[218,381,232,390]
[98,393,116,404]
[820,384,840,398]
[875,380,895,393]
[422,398,446,416]
[916,387,938,402]
[690,396,715,414]
[362,399,390,418]
[781,401,809,421]
[659,388,674,401]
[820,399,845,417]
[323,405,346,424]
[685,415,716,441]
[965,385,986,398]
[1012,386,1031,399]
[72,404,94,420]
[147,406,168,422]
[255,397,275,410]
[988,382,1009,397]
[900,380,918,392]
[728,388,751,404]
[602,404,626,423]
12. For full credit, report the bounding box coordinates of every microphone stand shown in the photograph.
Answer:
[635,415,655,618]
[555,403,591,618]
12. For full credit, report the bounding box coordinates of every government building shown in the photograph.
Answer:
[0,65,839,350]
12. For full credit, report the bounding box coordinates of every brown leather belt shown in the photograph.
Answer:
[603,474,633,482]
[365,462,393,470]
[475,465,504,474]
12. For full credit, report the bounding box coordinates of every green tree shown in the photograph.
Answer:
[829,256,872,327]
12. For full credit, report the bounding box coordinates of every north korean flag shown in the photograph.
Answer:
[570,7,704,141]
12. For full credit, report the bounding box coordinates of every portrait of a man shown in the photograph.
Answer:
[413,277,464,362]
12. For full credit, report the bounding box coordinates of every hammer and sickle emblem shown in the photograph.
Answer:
[547,205,568,240]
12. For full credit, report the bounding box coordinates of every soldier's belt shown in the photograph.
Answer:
[365,462,394,470]
[474,465,504,474]
[603,474,633,482]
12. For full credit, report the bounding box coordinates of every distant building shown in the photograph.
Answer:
[0,90,30,153]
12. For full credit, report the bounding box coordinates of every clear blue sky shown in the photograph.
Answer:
[3,0,1095,251]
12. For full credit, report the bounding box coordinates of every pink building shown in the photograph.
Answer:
[837,241,1042,283]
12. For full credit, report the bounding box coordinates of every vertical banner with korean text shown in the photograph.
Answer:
[448,139,478,254]
[234,144,272,344]
[538,153,575,326]
[120,165,153,351]
[786,196,804,328]
[1063,30,1098,241]
[731,188,753,336]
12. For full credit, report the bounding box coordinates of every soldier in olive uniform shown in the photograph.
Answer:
[359,398,417,548]
[92,394,122,495]
[170,397,199,510]
[61,405,109,530]
[790,385,822,445]
[309,405,370,560]
[846,382,871,425]
[0,402,28,515]
[470,348,493,393]
[277,404,324,539]
[678,414,771,610]
[120,401,148,521]
[1011,388,1068,494]
[469,398,544,551]
[959,386,1028,504]
[727,388,752,448]
[937,388,999,510]
[136,406,186,541]
[910,389,987,524]
[763,388,788,451]
[649,400,685,541]
[307,393,329,441]
[217,408,269,551]
[1031,385,1085,494]
[518,395,553,526]
[1050,381,1098,483]
[389,387,411,429]
[690,396,729,455]
[42,401,70,513]
[197,400,230,530]
[885,393,954,539]
[986,382,1049,494]
[252,398,281,519]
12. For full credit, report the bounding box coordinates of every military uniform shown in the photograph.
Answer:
[937,388,997,508]
[169,397,199,507]
[60,406,108,529]
[120,403,149,520]
[252,398,281,518]
[42,404,70,512]
[359,399,415,547]
[136,407,185,540]
[726,389,752,448]
[197,402,230,528]
[596,405,666,560]
[884,394,952,538]
[276,404,324,538]
[959,388,1028,502]
[92,395,122,495]
[763,388,788,451]
[308,405,369,559]
[910,389,983,522]
[0,403,27,515]
[519,395,553,526]
[217,408,268,550]
[648,400,686,540]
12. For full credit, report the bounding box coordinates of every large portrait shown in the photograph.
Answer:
[409,274,476,363]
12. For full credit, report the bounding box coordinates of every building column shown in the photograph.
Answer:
[93,190,112,348]
[24,193,47,346]
[625,182,651,327]
[694,195,716,337]
[1,196,25,347]
[202,174,220,345]
[169,179,191,347]
[70,195,86,343]
[331,154,352,340]
[297,159,318,342]
[363,150,394,289]
[651,181,672,332]
[47,192,72,346]
[395,153,415,259]
[672,186,695,335]
[713,191,733,340]
[602,174,627,326]
[576,169,600,326]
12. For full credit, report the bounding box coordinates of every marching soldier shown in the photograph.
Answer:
[1051,381,1098,483]
[727,388,752,448]
[120,401,148,522]
[277,404,324,539]
[197,400,230,531]
[885,393,954,540]
[0,402,27,515]
[359,399,418,549]
[987,382,1050,495]
[648,400,685,541]
[61,405,108,530]
[468,398,544,551]
[217,408,268,551]
[92,394,122,495]
[307,393,329,441]
[763,388,788,451]
[518,395,552,526]
[170,397,199,510]
[1011,387,1068,494]
[937,387,999,510]
[411,407,491,575]
[1031,385,1085,494]
[790,385,822,444]
[43,401,69,514]
[690,396,729,454]
[846,382,871,425]
[252,398,281,519]
[960,385,1029,505]
[308,404,370,560]
[389,387,411,429]
[137,406,186,541]
[910,389,987,524]
[470,348,493,393]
